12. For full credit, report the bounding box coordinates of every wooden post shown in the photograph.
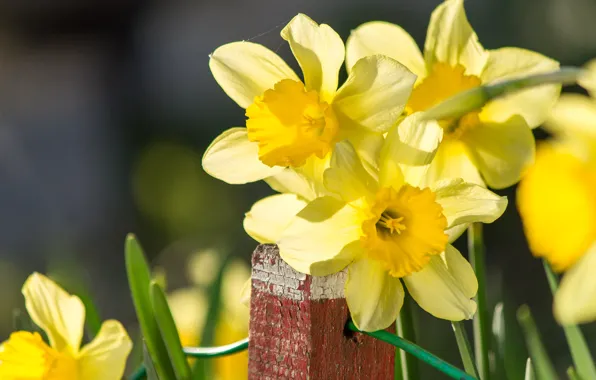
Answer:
[248,244,395,379]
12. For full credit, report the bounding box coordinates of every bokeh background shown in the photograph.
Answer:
[1,0,595,378]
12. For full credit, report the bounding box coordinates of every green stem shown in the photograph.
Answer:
[468,223,490,380]
[394,319,404,380]
[347,321,475,380]
[517,305,557,380]
[423,67,583,122]
[543,260,596,380]
[396,295,419,380]
[452,322,480,378]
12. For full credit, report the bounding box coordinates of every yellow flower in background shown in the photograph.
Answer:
[346,0,560,189]
[203,13,416,200]
[0,273,132,380]
[519,60,596,325]
[169,254,250,380]
[245,114,507,331]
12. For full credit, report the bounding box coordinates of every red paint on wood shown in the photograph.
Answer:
[249,244,395,379]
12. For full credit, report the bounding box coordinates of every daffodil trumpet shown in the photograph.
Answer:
[244,113,507,331]
[423,67,583,123]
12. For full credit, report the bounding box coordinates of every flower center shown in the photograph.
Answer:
[0,331,78,380]
[246,79,339,167]
[361,185,449,278]
[406,63,482,139]
[518,145,596,271]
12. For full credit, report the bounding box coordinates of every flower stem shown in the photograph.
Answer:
[396,294,419,380]
[517,305,557,380]
[468,223,490,380]
[542,260,596,380]
[452,322,480,378]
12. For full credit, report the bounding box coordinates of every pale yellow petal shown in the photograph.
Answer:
[202,128,283,184]
[281,13,344,102]
[554,242,596,325]
[239,278,251,307]
[167,288,208,346]
[345,258,404,332]
[264,169,319,201]
[78,320,133,380]
[403,244,477,320]
[546,94,596,141]
[333,55,416,133]
[278,196,364,276]
[342,129,384,182]
[480,47,560,128]
[323,141,377,202]
[345,21,426,77]
[22,273,85,354]
[424,0,488,76]
[580,59,596,97]
[432,178,507,241]
[209,41,299,108]
[462,115,535,189]
[421,138,483,188]
[243,194,308,244]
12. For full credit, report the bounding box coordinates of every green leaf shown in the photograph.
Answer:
[452,321,480,379]
[150,281,192,380]
[125,234,176,380]
[567,367,581,380]
[524,358,535,380]
[517,305,557,380]
[143,343,160,380]
[543,261,596,380]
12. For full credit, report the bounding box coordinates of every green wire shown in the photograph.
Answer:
[347,321,475,380]
[129,339,249,380]
[130,328,474,380]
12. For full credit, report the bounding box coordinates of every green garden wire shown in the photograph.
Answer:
[129,325,474,380]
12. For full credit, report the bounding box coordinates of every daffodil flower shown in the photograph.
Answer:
[518,61,596,324]
[203,13,416,200]
[245,115,507,331]
[346,0,560,189]
[0,273,132,380]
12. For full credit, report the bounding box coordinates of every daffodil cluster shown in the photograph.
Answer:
[203,0,562,331]
[518,60,596,326]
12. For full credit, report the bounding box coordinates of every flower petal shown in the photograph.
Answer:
[462,115,535,189]
[554,242,596,325]
[22,273,85,354]
[342,129,384,181]
[424,0,488,76]
[480,47,560,128]
[79,320,133,380]
[333,55,416,133]
[264,169,319,201]
[345,258,404,332]
[323,141,377,202]
[243,194,308,244]
[432,178,507,241]
[280,13,344,102]
[421,138,483,188]
[403,244,477,320]
[278,196,364,276]
[209,41,299,109]
[345,21,426,77]
[202,127,283,184]
[546,94,596,141]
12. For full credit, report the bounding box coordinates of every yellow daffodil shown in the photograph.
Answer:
[169,257,250,380]
[245,115,507,331]
[0,273,132,380]
[518,60,596,324]
[203,13,416,200]
[346,0,560,189]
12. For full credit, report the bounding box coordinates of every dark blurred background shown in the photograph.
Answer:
[1,0,595,378]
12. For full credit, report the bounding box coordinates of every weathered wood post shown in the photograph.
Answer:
[248,244,395,379]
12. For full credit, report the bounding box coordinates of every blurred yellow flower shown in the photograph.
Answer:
[346,0,560,189]
[0,273,132,380]
[169,257,250,380]
[518,60,596,324]
[203,13,416,200]
[245,115,507,331]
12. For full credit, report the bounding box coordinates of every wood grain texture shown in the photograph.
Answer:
[249,244,395,379]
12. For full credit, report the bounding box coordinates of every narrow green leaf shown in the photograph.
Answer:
[150,281,192,380]
[396,295,419,380]
[452,322,480,378]
[567,367,581,380]
[468,223,490,380]
[143,343,160,380]
[517,305,557,380]
[125,234,176,380]
[394,319,404,380]
[543,260,596,380]
[490,303,505,379]
[525,358,535,380]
